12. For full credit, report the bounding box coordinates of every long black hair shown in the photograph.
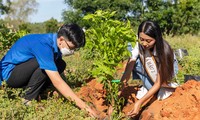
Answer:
[138,20,174,83]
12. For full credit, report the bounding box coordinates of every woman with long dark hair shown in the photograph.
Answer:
[120,20,178,117]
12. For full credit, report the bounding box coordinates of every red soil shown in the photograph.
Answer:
[140,80,200,120]
[77,79,200,120]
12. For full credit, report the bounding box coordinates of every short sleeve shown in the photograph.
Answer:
[31,41,57,71]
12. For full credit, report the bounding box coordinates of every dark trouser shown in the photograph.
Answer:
[6,58,66,100]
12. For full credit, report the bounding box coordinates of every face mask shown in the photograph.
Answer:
[60,47,74,56]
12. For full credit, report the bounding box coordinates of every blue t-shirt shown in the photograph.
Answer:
[0,33,61,84]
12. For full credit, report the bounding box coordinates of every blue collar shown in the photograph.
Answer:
[52,34,61,59]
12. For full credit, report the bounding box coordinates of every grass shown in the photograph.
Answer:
[165,34,200,84]
[0,84,93,120]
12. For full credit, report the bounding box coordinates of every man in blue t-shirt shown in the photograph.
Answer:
[0,24,98,118]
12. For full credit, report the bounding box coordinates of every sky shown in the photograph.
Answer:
[30,0,69,23]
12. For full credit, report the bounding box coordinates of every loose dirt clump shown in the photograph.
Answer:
[140,80,200,120]
[76,79,108,118]
[77,78,144,119]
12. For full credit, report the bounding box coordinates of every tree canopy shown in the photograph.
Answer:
[62,0,200,35]
[63,0,137,24]
[3,0,38,29]
[45,18,59,33]
[0,0,11,16]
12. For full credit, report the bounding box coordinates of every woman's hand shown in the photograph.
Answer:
[127,100,142,117]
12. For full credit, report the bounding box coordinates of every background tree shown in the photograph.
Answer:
[0,0,11,16]
[63,0,138,26]
[28,23,46,33]
[18,18,60,34]
[44,18,59,33]
[18,23,31,32]
[143,0,200,35]
[63,0,200,35]
[3,0,38,29]
[170,0,200,35]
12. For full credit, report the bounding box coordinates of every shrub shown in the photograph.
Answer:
[0,24,27,56]
[166,34,200,84]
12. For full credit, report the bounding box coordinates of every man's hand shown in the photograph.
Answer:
[85,106,100,118]
[45,70,99,118]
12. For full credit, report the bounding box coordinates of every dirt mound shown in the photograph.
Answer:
[76,78,147,119]
[141,80,200,120]
[76,79,108,118]
[77,79,200,119]
[76,60,200,119]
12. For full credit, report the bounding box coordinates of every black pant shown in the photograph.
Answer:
[6,58,66,100]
